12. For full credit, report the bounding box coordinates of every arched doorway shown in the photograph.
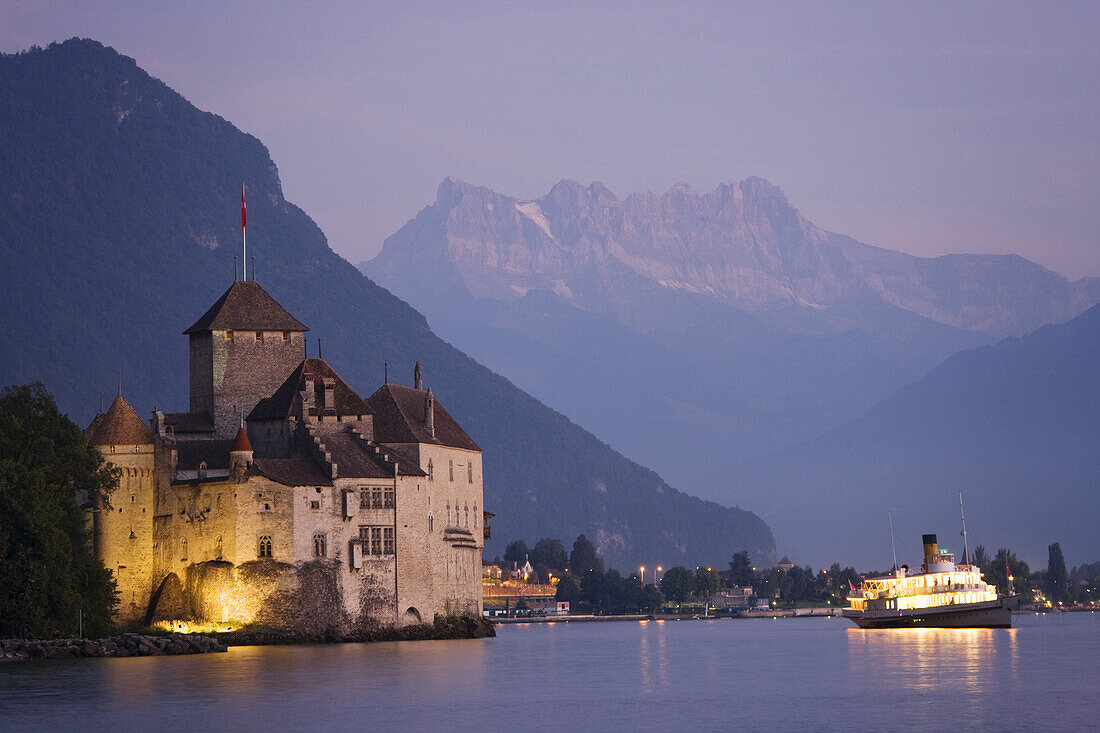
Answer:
[401,607,422,626]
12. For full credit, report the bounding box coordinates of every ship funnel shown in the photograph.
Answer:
[922,534,938,569]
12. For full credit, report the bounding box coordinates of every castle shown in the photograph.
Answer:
[85,280,487,631]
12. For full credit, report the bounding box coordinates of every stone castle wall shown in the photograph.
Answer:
[93,442,156,626]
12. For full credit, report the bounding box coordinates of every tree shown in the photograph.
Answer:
[570,534,603,574]
[531,538,568,571]
[503,539,529,566]
[1046,542,1069,604]
[554,573,581,605]
[0,383,118,637]
[985,548,1034,603]
[728,551,757,587]
[693,568,724,614]
[660,566,693,605]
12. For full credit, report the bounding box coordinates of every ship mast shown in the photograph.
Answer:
[889,511,899,573]
[959,491,970,567]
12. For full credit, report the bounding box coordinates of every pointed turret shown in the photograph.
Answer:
[424,387,435,439]
[86,396,152,447]
[230,425,254,477]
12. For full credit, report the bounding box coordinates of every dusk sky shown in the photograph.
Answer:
[3,1,1097,278]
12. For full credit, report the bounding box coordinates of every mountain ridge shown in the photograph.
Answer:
[368,175,1099,339]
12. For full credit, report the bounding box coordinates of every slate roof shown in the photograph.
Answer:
[184,281,308,334]
[175,440,230,470]
[85,396,152,446]
[248,358,373,421]
[163,411,215,434]
[367,383,480,452]
[251,458,333,487]
[321,432,426,478]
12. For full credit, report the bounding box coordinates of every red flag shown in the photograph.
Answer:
[848,579,856,592]
[241,187,247,229]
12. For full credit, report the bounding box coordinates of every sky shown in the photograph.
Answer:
[2,1,1098,278]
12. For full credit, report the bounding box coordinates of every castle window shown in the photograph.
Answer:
[383,487,394,509]
[383,527,394,555]
[258,535,273,558]
[256,331,263,343]
[468,462,473,483]
[449,460,454,481]
[226,330,234,342]
[282,331,290,341]
[310,500,321,510]
[360,488,370,509]
[215,536,223,560]
[180,538,188,561]
[428,514,434,532]
[427,460,434,480]
[371,527,382,556]
[313,533,327,558]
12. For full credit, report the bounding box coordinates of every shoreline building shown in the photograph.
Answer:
[86,281,486,631]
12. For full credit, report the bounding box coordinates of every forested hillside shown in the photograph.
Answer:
[0,39,775,570]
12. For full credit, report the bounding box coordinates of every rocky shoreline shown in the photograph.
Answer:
[1,633,227,662]
[215,614,496,646]
[2,616,495,662]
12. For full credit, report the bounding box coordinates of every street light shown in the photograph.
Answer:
[640,565,646,585]
[655,566,663,586]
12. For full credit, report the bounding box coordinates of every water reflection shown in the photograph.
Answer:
[846,626,1018,693]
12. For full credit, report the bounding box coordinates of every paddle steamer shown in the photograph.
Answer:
[843,534,1017,628]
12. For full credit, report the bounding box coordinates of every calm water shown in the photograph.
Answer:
[2,613,1097,731]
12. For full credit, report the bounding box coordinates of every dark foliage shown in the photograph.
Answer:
[531,538,568,571]
[0,383,118,637]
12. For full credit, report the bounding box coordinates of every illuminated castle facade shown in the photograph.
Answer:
[85,281,486,631]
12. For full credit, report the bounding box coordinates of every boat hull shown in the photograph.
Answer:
[843,597,1017,629]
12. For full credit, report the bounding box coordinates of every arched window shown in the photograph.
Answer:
[464,506,469,527]
[313,533,327,558]
[427,460,434,480]
[428,514,434,532]
[215,536,223,560]
[258,535,272,558]
[468,462,473,483]
[449,460,454,481]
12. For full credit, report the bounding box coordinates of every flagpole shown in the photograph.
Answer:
[241,184,247,281]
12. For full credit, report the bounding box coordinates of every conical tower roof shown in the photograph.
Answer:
[231,426,253,452]
[184,281,308,334]
[86,396,152,446]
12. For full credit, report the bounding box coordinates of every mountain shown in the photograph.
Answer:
[362,177,1099,503]
[735,305,1100,569]
[0,39,776,571]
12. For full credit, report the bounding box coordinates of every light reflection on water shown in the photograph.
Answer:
[1,613,1094,732]
[846,626,1019,692]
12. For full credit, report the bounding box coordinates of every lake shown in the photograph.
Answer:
[2,613,1096,731]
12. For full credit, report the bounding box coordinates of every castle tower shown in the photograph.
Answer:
[184,281,308,439]
[86,395,155,626]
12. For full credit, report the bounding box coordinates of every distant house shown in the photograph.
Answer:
[714,586,754,610]
[777,556,795,572]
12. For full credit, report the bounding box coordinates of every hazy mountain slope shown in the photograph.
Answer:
[734,306,1100,569]
[0,38,776,571]
[361,179,1011,495]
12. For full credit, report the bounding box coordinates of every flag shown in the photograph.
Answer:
[241,187,247,229]
[848,579,856,592]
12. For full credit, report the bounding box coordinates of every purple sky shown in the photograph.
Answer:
[3,1,1098,278]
